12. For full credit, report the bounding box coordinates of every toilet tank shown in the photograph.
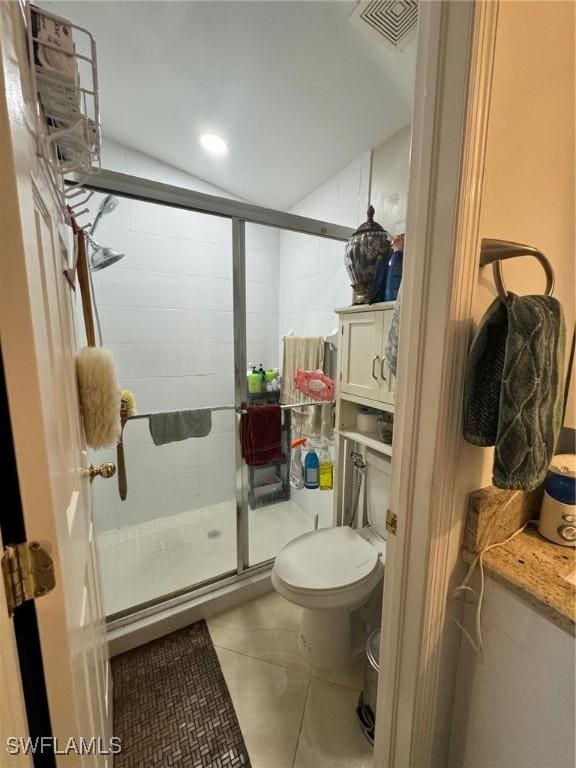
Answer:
[365,448,391,539]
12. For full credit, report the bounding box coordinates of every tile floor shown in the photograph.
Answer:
[98,501,314,615]
[208,592,373,768]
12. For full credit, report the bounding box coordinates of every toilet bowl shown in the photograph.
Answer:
[272,448,390,668]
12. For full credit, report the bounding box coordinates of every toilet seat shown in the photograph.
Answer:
[272,526,383,611]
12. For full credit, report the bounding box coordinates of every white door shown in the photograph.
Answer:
[0,5,112,766]
[0,523,33,768]
[340,311,383,400]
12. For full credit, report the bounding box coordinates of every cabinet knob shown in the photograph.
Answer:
[371,355,380,380]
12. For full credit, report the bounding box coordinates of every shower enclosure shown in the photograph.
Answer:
[82,169,353,621]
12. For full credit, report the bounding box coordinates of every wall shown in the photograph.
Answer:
[87,138,280,531]
[471,0,575,487]
[370,123,411,235]
[450,579,575,768]
[278,151,371,342]
[277,128,411,340]
[449,2,575,765]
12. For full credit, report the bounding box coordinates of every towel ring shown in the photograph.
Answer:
[479,238,555,301]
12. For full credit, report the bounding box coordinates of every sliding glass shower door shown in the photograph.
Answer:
[244,223,316,566]
[91,194,239,617]
[85,174,353,621]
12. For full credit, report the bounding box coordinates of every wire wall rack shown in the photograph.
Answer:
[26,3,101,223]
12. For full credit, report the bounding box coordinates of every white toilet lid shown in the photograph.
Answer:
[274,526,378,592]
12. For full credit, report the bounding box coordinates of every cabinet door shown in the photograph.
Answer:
[340,312,383,400]
[379,309,396,404]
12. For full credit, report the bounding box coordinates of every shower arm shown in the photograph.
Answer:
[90,208,105,236]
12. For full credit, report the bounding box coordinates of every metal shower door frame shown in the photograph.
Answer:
[78,168,354,586]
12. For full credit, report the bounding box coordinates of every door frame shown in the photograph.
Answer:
[374,1,499,766]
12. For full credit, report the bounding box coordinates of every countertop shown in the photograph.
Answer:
[463,486,576,635]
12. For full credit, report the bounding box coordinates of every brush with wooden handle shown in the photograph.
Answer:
[118,389,136,500]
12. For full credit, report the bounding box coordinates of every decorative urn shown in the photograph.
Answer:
[344,206,392,304]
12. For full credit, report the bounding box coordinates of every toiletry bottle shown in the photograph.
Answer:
[268,368,280,393]
[258,364,267,389]
[304,445,320,490]
[371,253,389,304]
[248,365,261,394]
[384,234,404,302]
[319,442,333,491]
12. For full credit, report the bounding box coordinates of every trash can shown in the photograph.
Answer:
[356,628,380,744]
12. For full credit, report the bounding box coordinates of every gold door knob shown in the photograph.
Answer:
[88,462,116,482]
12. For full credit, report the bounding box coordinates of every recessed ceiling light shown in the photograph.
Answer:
[199,133,228,155]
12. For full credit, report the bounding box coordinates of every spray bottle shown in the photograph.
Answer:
[290,437,306,490]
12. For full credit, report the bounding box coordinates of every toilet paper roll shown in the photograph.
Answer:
[356,412,379,433]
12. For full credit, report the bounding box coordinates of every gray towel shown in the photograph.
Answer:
[464,294,565,491]
[149,409,212,446]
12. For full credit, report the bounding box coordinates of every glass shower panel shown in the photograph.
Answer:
[244,224,327,566]
[89,194,237,617]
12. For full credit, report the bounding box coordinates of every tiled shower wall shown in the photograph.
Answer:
[87,139,279,531]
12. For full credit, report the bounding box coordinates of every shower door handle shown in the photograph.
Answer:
[371,355,379,380]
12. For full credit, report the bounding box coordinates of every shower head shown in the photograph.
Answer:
[90,244,125,272]
[91,194,119,236]
[86,232,125,271]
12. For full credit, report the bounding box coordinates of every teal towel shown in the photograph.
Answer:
[464,294,565,491]
[149,409,212,446]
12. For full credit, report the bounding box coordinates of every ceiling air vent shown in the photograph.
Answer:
[350,0,419,52]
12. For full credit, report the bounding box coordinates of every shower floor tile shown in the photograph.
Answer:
[98,500,313,615]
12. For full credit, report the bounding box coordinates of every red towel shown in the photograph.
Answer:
[241,405,282,466]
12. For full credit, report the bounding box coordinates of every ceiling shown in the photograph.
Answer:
[44,1,417,208]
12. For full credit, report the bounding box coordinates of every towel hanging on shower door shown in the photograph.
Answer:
[281,336,325,437]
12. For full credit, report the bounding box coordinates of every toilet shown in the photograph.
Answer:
[272,448,390,668]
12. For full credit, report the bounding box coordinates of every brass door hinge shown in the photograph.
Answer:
[2,541,56,617]
[386,509,397,536]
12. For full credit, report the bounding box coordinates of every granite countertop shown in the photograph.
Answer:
[463,486,576,635]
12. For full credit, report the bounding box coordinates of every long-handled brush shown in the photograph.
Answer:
[118,389,137,500]
[76,230,121,449]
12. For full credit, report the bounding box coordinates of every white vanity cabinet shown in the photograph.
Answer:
[337,302,396,406]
